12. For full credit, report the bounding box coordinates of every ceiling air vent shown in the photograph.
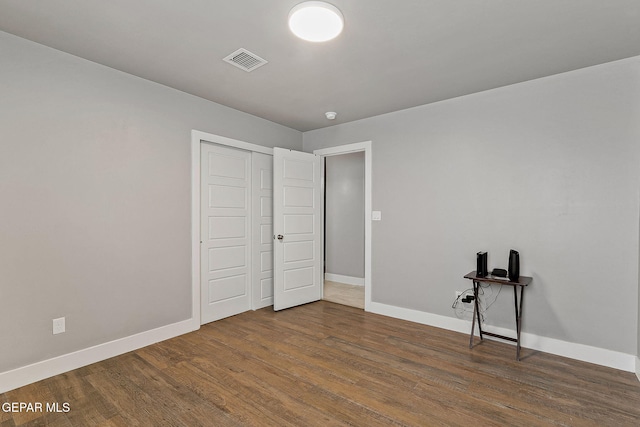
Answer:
[223,48,268,72]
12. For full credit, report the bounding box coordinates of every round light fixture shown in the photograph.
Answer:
[288,1,344,42]
[325,111,337,120]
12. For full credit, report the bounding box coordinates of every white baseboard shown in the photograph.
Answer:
[368,301,636,373]
[0,318,197,394]
[325,273,364,286]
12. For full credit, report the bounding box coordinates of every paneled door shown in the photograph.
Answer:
[200,143,252,323]
[251,152,274,309]
[273,148,322,311]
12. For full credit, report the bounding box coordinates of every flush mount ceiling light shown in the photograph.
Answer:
[288,1,344,42]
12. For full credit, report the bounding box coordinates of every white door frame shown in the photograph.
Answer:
[314,141,372,311]
[191,131,373,328]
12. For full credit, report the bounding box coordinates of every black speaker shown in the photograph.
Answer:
[477,251,488,277]
[508,249,520,281]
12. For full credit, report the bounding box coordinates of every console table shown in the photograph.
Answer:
[463,271,532,360]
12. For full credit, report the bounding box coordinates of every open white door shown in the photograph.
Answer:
[273,148,323,311]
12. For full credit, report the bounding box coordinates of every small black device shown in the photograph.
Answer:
[476,251,488,277]
[491,268,508,278]
[508,249,520,281]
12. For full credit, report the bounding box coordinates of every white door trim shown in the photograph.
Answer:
[191,130,274,328]
[192,130,274,155]
[313,141,372,311]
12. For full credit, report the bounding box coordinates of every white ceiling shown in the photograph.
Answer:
[1,0,639,132]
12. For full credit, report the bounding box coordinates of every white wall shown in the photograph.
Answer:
[304,56,640,356]
[0,31,301,374]
[325,152,365,279]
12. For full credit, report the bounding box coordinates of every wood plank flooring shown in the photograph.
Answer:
[2,301,640,426]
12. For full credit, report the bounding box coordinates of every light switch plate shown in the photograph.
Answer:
[372,211,382,221]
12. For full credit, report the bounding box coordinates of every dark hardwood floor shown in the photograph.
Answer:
[2,301,640,426]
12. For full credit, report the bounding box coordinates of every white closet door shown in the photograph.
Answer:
[251,152,274,309]
[200,143,251,323]
[273,148,323,311]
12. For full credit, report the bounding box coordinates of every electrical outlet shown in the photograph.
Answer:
[53,317,65,335]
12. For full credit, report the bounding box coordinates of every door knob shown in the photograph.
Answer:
[276,234,284,241]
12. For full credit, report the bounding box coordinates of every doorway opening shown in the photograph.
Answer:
[314,141,372,311]
[322,151,365,309]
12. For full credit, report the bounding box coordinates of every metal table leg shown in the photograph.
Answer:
[469,280,483,348]
[515,284,524,361]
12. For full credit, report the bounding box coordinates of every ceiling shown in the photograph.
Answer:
[1,1,639,132]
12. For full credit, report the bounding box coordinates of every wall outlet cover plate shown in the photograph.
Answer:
[53,317,65,334]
